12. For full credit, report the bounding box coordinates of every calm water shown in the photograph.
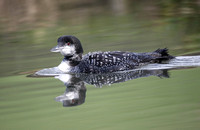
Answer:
[1,2,200,129]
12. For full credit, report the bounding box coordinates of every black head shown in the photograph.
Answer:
[51,35,83,56]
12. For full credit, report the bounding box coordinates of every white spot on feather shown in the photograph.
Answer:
[113,57,116,63]
[105,55,108,58]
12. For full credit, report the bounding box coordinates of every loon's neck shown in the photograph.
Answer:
[58,54,82,72]
[64,54,82,66]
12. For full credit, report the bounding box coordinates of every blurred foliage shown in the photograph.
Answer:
[0,0,200,32]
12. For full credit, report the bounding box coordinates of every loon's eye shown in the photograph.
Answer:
[66,42,70,46]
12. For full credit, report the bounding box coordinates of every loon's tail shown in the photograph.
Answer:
[152,48,174,63]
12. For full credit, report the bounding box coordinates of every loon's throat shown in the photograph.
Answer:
[64,55,73,59]
[64,54,82,66]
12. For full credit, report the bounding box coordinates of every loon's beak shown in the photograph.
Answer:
[51,45,60,52]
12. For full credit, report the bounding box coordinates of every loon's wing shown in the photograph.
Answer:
[78,51,141,74]
[79,49,173,73]
[85,51,136,67]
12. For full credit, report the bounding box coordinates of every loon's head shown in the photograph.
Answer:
[51,35,83,57]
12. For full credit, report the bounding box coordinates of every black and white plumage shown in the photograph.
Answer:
[38,35,174,74]
[75,51,161,73]
[75,69,169,87]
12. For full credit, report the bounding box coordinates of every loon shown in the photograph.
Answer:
[49,35,173,74]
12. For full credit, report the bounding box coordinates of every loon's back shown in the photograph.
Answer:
[75,49,173,73]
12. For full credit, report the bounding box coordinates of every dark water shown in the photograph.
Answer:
[1,1,200,129]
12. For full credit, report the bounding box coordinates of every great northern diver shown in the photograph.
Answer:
[49,35,173,74]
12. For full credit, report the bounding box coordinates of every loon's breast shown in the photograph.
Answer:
[76,51,143,73]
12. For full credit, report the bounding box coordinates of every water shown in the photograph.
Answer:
[1,1,200,129]
[30,55,200,107]
[1,67,200,129]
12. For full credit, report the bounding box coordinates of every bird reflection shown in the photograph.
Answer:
[55,74,86,107]
[75,69,169,87]
[53,69,169,107]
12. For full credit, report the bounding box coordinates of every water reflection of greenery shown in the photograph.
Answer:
[0,0,200,76]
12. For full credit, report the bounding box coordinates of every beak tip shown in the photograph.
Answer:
[50,46,60,52]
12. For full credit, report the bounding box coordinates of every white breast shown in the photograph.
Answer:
[58,61,72,72]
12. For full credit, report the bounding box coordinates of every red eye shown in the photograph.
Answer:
[67,42,70,45]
